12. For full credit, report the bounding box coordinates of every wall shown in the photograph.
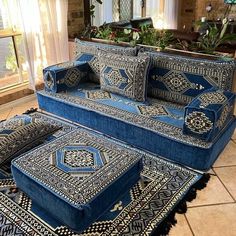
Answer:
[68,0,85,39]
[195,0,236,21]
[178,0,236,31]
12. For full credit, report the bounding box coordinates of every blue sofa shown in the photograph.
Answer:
[37,39,236,171]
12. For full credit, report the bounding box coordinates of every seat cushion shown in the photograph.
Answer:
[37,85,236,170]
[139,51,236,105]
[0,115,60,165]
[74,39,137,83]
[99,51,150,102]
[12,128,143,232]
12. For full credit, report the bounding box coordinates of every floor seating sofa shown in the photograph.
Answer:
[37,39,236,171]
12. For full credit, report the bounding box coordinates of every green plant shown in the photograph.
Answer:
[156,30,174,50]
[95,25,113,40]
[197,19,236,54]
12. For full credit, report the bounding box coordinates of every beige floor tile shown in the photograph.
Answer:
[0,108,12,120]
[188,175,234,207]
[8,106,33,118]
[186,203,236,236]
[169,214,193,236]
[214,166,236,200]
[213,141,236,167]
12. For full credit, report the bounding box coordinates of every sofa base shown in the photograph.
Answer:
[37,91,236,171]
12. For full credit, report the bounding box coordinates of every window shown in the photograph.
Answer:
[0,1,28,91]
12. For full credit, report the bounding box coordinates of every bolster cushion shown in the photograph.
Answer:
[43,61,88,93]
[183,88,235,141]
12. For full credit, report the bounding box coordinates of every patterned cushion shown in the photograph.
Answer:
[43,61,88,93]
[0,115,61,165]
[74,39,137,83]
[139,51,236,105]
[98,51,150,102]
[183,88,235,141]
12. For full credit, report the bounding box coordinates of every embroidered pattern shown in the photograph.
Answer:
[44,71,54,89]
[198,91,227,107]
[160,71,195,93]
[13,129,141,205]
[39,90,214,148]
[137,105,169,117]
[217,105,231,128]
[56,61,76,69]
[62,68,85,87]
[185,111,213,134]
[99,52,150,102]
[64,149,94,168]
[0,141,200,236]
[87,90,111,100]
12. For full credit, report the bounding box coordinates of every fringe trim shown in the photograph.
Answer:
[23,108,38,114]
[151,173,210,236]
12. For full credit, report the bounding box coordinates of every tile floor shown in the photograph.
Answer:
[0,95,236,236]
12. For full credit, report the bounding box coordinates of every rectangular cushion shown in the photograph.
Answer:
[74,39,137,83]
[99,51,150,102]
[139,51,236,105]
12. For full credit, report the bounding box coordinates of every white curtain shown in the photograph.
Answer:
[146,0,179,29]
[2,0,69,89]
[164,0,179,29]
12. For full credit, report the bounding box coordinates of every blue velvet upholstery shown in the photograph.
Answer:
[43,61,88,93]
[139,51,236,105]
[12,128,143,233]
[74,39,137,83]
[0,115,60,165]
[37,85,236,170]
[183,88,235,141]
[98,51,150,102]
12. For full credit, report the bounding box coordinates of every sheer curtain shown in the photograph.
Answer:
[2,0,69,89]
[146,0,179,29]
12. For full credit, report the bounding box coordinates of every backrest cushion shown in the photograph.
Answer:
[74,39,137,83]
[139,51,236,105]
[98,51,150,102]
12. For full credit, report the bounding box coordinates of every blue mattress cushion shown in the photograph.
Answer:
[43,61,89,93]
[74,39,137,83]
[139,51,235,105]
[0,115,60,165]
[11,128,143,233]
[183,88,235,141]
[99,51,150,102]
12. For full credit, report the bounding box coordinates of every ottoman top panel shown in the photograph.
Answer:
[12,129,141,207]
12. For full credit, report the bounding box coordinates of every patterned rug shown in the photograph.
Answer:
[0,110,209,236]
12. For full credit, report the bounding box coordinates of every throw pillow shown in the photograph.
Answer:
[74,39,137,84]
[0,115,61,165]
[98,50,150,102]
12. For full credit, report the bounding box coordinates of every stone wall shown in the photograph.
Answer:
[68,0,85,39]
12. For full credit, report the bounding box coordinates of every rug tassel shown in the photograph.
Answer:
[151,173,210,236]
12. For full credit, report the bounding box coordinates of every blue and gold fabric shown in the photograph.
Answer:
[43,60,88,93]
[139,51,236,105]
[38,82,236,171]
[74,39,137,84]
[12,128,143,233]
[99,51,150,102]
[0,115,61,165]
[183,88,235,141]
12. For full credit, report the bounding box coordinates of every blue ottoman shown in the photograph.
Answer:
[12,129,143,232]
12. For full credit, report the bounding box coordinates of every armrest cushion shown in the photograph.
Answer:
[183,88,235,141]
[43,61,88,93]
